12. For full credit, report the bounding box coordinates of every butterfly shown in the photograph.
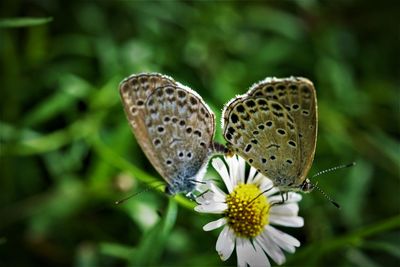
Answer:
[222,77,318,193]
[119,73,225,195]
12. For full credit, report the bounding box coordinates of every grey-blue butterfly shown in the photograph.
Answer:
[119,73,225,195]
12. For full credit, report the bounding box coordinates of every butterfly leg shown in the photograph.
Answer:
[270,191,287,207]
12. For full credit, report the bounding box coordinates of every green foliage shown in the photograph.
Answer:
[0,1,398,266]
[0,17,52,28]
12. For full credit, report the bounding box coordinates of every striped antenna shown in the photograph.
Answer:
[311,162,356,209]
[312,183,341,209]
[312,162,356,179]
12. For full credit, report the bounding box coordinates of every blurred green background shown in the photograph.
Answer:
[1,1,399,266]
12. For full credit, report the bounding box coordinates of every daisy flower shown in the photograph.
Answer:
[195,155,304,267]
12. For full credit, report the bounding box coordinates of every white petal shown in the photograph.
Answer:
[269,215,304,227]
[196,182,226,204]
[258,185,279,198]
[287,192,302,202]
[226,156,239,187]
[203,217,227,231]
[194,202,228,214]
[209,182,227,202]
[266,225,300,253]
[235,238,248,267]
[196,190,216,204]
[259,231,286,265]
[236,156,246,184]
[212,158,233,192]
[247,166,258,183]
[252,172,267,184]
[216,226,235,261]
[261,185,278,196]
[253,173,274,191]
[268,192,302,204]
[237,238,272,267]
[267,195,284,203]
[195,181,209,193]
[270,203,299,216]
[248,239,271,267]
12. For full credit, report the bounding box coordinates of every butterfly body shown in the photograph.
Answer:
[222,77,317,192]
[119,73,218,195]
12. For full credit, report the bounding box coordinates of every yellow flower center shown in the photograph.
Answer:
[225,183,270,238]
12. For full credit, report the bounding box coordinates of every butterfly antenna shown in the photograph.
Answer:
[309,162,355,209]
[115,183,165,205]
[312,162,356,179]
[312,183,341,209]
[247,186,274,206]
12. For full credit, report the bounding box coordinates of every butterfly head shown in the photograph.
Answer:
[299,178,315,193]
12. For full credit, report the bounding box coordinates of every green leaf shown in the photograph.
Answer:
[23,74,93,126]
[131,199,178,266]
[287,215,400,264]
[0,17,53,28]
[346,248,380,267]
[99,242,136,261]
[362,240,400,259]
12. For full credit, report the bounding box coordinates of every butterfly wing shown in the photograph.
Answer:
[222,77,317,188]
[119,73,216,194]
[222,95,301,187]
[248,77,317,184]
